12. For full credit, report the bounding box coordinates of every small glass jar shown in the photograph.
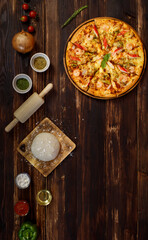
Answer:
[36,190,52,206]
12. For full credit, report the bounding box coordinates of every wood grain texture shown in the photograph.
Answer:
[137,0,148,239]
[0,0,148,239]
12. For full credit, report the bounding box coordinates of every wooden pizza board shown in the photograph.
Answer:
[17,118,76,177]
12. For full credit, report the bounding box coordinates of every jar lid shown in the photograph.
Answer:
[36,190,52,206]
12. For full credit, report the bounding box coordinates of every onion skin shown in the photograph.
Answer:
[12,30,35,54]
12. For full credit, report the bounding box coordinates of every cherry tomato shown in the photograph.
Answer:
[22,3,29,10]
[29,10,37,18]
[28,25,35,33]
[20,15,28,22]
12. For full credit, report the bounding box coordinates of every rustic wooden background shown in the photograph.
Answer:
[0,0,148,239]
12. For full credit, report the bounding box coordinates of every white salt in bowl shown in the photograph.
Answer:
[15,173,31,189]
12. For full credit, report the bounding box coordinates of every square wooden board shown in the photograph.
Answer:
[17,118,76,177]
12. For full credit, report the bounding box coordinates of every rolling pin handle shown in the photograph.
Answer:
[5,118,19,132]
[39,83,53,98]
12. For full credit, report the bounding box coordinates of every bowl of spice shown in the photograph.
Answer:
[12,74,32,94]
[30,52,50,72]
[14,200,29,216]
[15,172,31,189]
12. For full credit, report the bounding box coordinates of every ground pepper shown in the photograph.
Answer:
[34,57,47,70]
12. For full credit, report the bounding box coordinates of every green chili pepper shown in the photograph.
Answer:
[71,64,78,67]
[61,5,88,28]
[18,222,37,240]
[102,80,111,85]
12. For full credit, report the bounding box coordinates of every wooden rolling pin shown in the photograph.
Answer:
[5,83,53,132]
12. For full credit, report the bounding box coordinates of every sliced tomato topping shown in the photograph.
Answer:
[117,30,128,36]
[74,43,87,51]
[103,37,108,49]
[128,53,139,58]
[70,56,81,61]
[117,65,128,73]
[93,24,99,37]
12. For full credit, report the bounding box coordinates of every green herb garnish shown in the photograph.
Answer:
[114,30,120,34]
[118,41,123,46]
[101,53,111,69]
[84,52,93,56]
[71,64,78,67]
[61,5,88,28]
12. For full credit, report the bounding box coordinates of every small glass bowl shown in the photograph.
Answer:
[14,200,29,216]
[12,74,32,94]
[36,190,52,206]
[30,52,50,73]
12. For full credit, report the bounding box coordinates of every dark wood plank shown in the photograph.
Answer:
[105,0,138,239]
[0,0,148,239]
[0,0,17,239]
[137,0,148,239]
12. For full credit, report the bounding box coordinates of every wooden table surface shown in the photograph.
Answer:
[0,0,148,239]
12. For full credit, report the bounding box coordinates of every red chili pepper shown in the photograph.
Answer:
[114,47,123,53]
[93,25,99,37]
[118,30,128,36]
[103,37,108,49]
[74,43,87,51]
[117,65,128,73]
[128,53,139,58]
[70,56,81,61]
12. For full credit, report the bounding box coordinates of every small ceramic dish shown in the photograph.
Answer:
[12,74,32,94]
[30,53,50,73]
[15,173,31,189]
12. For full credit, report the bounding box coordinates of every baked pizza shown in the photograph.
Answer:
[64,18,145,98]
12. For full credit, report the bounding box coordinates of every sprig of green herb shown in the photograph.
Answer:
[61,5,88,28]
[101,53,111,69]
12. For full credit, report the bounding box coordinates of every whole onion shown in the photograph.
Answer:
[12,30,35,54]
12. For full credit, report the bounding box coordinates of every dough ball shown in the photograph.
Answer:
[31,132,60,161]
